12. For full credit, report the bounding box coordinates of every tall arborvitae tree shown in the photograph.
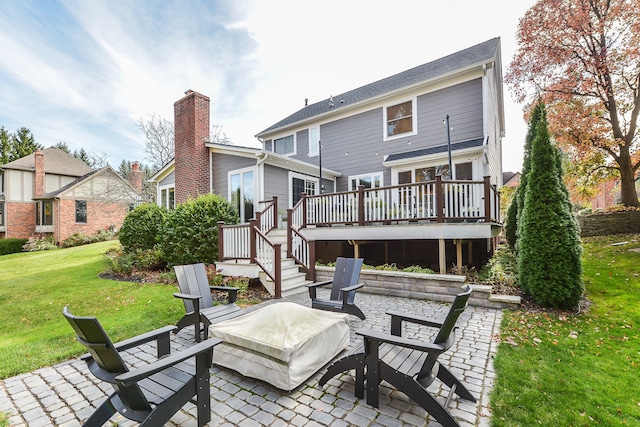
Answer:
[504,103,542,248]
[517,102,583,308]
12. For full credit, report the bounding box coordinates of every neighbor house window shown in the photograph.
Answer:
[36,200,53,226]
[385,99,415,139]
[349,172,383,190]
[0,201,4,226]
[75,200,87,223]
[273,135,295,155]
[308,127,319,157]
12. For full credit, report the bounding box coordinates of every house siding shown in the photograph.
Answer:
[284,78,484,192]
[263,165,289,207]
[211,153,256,198]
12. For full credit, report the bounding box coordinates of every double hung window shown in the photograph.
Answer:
[75,200,87,223]
[385,99,415,139]
[273,135,295,155]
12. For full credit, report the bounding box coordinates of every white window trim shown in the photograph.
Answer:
[228,166,257,221]
[157,184,175,209]
[288,172,319,209]
[308,127,319,157]
[272,133,297,156]
[383,97,417,142]
[348,171,384,190]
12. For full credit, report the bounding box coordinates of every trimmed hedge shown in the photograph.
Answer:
[0,238,28,255]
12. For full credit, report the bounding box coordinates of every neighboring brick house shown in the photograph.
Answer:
[0,147,143,244]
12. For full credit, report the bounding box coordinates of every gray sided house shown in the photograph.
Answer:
[151,38,505,296]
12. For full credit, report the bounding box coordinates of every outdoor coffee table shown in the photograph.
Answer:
[208,301,350,391]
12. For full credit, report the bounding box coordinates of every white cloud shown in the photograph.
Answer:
[0,0,534,171]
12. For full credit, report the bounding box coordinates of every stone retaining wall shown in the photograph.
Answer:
[315,267,520,310]
[577,211,640,237]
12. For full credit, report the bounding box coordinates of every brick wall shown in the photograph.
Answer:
[57,199,129,244]
[174,90,210,204]
[5,201,35,239]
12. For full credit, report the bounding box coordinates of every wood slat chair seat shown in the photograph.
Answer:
[306,257,366,320]
[319,285,475,427]
[63,307,220,427]
[174,263,246,342]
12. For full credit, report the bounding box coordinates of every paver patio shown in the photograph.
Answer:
[0,289,501,426]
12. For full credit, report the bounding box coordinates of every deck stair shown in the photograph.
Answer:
[259,228,311,297]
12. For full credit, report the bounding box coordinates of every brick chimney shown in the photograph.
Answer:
[34,150,45,197]
[174,90,210,204]
[129,161,143,192]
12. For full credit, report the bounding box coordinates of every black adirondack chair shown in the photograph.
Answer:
[63,307,219,427]
[174,263,245,342]
[319,285,475,427]
[306,257,366,320]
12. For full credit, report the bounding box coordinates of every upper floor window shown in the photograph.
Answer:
[273,135,295,155]
[384,99,415,140]
[308,127,319,157]
[75,200,87,223]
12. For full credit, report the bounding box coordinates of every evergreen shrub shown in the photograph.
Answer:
[119,204,167,252]
[160,194,238,266]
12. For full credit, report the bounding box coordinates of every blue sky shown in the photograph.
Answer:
[0,0,535,172]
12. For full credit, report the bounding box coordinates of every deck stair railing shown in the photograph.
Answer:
[286,207,316,282]
[218,196,282,298]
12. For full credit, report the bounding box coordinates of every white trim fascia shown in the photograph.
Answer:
[149,159,175,182]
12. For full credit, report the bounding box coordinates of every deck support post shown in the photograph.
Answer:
[438,238,446,274]
[455,239,463,272]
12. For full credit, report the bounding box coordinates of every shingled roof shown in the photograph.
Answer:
[257,37,501,137]
[1,147,94,176]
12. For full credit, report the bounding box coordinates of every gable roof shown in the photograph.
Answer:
[34,166,140,200]
[257,37,501,138]
[1,147,94,176]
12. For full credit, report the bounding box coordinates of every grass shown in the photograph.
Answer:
[0,241,184,379]
[490,233,640,426]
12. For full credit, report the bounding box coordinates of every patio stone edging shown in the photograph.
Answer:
[315,266,520,310]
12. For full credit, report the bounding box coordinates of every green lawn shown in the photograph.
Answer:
[0,241,184,379]
[490,233,640,425]
[1,235,639,426]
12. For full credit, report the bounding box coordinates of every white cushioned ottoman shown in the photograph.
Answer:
[209,302,350,391]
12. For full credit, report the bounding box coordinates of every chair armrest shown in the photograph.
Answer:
[113,325,178,353]
[386,310,442,335]
[82,325,178,362]
[305,280,333,289]
[340,282,364,293]
[116,338,222,386]
[173,292,200,301]
[356,329,446,353]
[209,286,239,303]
